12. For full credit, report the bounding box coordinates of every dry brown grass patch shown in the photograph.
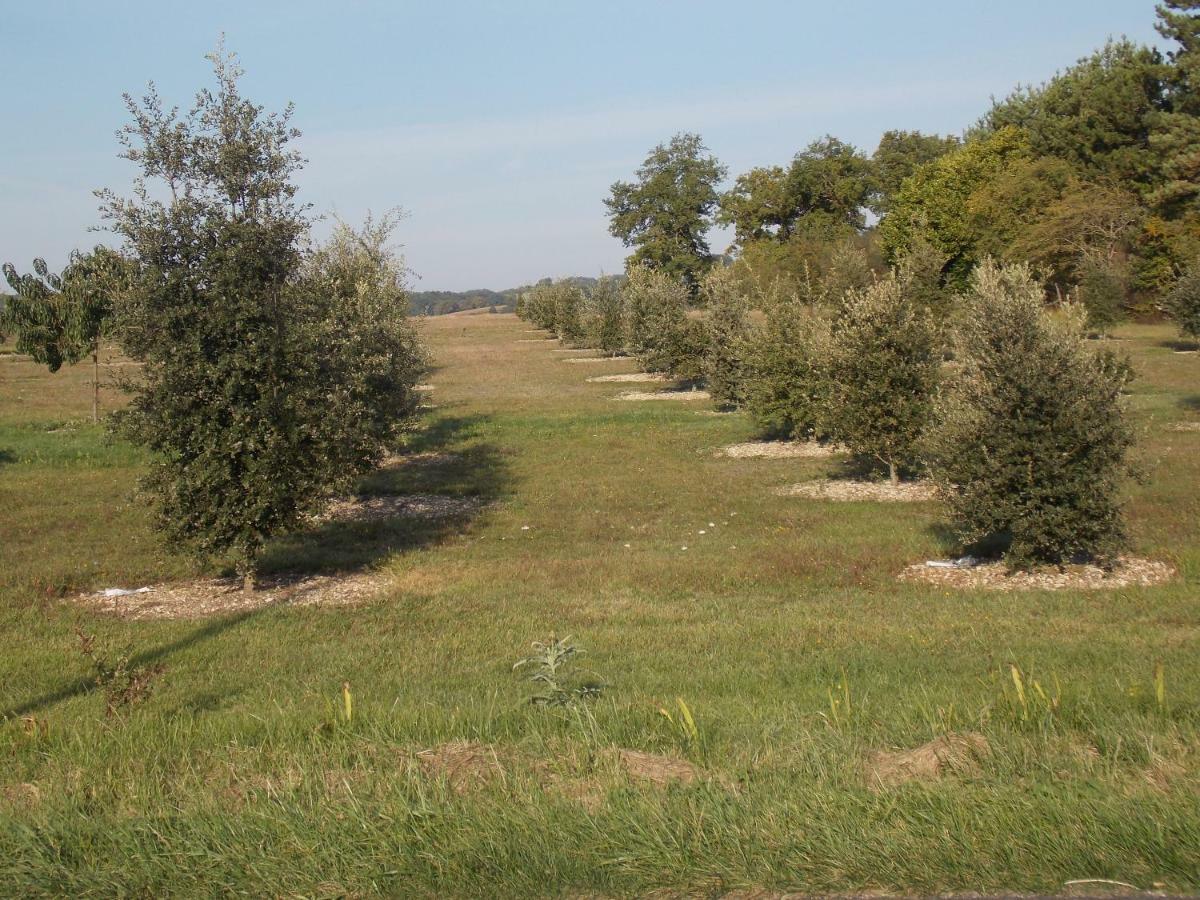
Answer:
[616,749,701,786]
[416,741,506,794]
[898,555,1176,592]
[2,782,42,810]
[778,480,936,502]
[380,451,461,469]
[866,733,989,790]
[720,441,842,459]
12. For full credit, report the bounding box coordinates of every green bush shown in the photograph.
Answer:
[701,267,752,407]
[552,282,587,344]
[1164,262,1200,342]
[518,282,559,331]
[623,265,707,377]
[824,275,940,482]
[584,276,625,355]
[926,260,1135,567]
[743,289,831,440]
[1075,255,1127,335]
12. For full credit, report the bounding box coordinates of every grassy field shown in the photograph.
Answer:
[1,314,1198,897]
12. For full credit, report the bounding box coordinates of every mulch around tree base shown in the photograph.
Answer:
[73,572,384,620]
[898,555,1175,592]
[617,390,711,402]
[720,441,843,459]
[777,480,937,502]
[586,373,668,383]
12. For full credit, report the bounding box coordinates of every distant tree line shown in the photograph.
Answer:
[604,1,1200,334]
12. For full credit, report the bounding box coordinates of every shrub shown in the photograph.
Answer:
[103,51,426,590]
[1163,261,1200,342]
[584,276,625,355]
[743,289,831,440]
[701,266,752,407]
[623,265,707,377]
[824,275,940,482]
[552,282,587,344]
[1075,254,1127,335]
[925,260,1134,567]
[518,282,559,331]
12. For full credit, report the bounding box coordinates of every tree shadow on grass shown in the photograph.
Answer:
[1159,337,1200,352]
[0,448,14,469]
[1179,394,1200,413]
[0,604,270,720]
[257,413,512,577]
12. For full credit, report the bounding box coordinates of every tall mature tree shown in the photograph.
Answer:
[870,130,960,214]
[100,47,425,590]
[605,133,726,294]
[1151,1,1200,217]
[720,137,873,245]
[980,40,1165,191]
[2,247,129,421]
[880,126,1031,287]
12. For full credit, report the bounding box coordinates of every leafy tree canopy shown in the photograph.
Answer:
[605,133,727,293]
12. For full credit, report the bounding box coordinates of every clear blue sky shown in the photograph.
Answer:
[0,1,1165,291]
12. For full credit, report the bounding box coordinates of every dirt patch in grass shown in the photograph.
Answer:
[587,373,668,383]
[380,451,461,469]
[416,741,506,794]
[320,493,483,523]
[1,782,42,810]
[720,441,842,459]
[616,749,701,786]
[898,555,1175,592]
[1165,421,1200,432]
[73,572,384,620]
[414,383,434,391]
[778,480,936,502]
[866,733,990,790]
[617,390,711,402]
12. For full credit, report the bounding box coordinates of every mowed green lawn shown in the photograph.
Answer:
[1,313,1198,897]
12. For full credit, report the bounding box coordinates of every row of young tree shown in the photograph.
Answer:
[517,252,1134,569]
[1,49,428,590]
[602,1,1200,334]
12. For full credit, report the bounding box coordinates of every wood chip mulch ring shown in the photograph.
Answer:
[777,480,937,502]
[72,571,385,621]
[616,390,712,402]
[898,555,1176,592]
[719,441,844,459]
[561,356,627,363]
[319,494,484,523]
[515,338,558,343]
[1165,421,1200,432]
[586,373,669,383]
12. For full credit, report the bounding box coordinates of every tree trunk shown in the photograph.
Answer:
[243,569,255,594]
[92,344,100,424]
[888,461,898,486]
